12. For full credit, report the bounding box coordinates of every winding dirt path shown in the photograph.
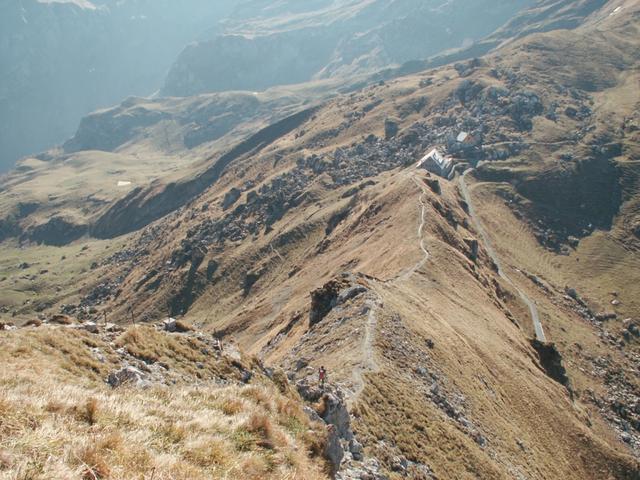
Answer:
[482,140,576,148]
[459,169,546,342]
[352,297,382,399]
[352,173,432,399]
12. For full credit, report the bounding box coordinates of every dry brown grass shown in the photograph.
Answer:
[75,444,111,480]
[0,326,330,480]
[220,398,244,416]
[113,326,235,379]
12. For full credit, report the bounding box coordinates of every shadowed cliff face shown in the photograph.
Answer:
[161,0,532,97]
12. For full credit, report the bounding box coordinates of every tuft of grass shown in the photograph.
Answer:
[314,395,329,417]
[82,398,99,425]
[245,412,278,450]
[237,455,269,480]
[174,320,194,332]
[44,399,65,415]
[220,398,244,416]
[232,428,259,452]
[0,450,12,470]
[156,421,187,446]
[49,314,74,325]
[76,444,111,480]
[184,438,230,468]
[241,386,273,412]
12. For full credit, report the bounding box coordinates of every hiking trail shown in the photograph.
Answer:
[352,172,432,400]
[459,169,546,342]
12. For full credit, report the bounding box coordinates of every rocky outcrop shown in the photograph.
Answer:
[222,188,241,210]
[24,217,87,246]
[384,118,399,140]
[309,279,351,327]
[296,378,390,479]
[107,366,149,388]
[319,392,353,440]
[531,340,571,389]
[64,103,170,153]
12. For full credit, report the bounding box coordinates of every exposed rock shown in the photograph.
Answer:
[107,366,149,388]
[596,312,617,322]
[349,438,364,461]
[163,318,178,332]
[384,118,399,140]
[294,358,309,372]
[309,279,349,327]
[104,323,121,333]
[336,285,368,305]
[320,392,352,440]
[303,405,323,423]
[530,340,571,389]
[82,322,99,334]
[337,458,389,480]
[464,238,479,261]
[296,379,324,403]
[424,177,441,194]
[243,270,262,296]
[206,260,219,280]
[222,188,242,210]
[324,425,344,477]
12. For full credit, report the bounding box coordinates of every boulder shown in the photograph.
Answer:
[336,285,368,305]
[104,323,121,333]
[107,366,148,388]
[595,312,617,322]
[324,425,344,477]
[163,318,178,332]
[390,455,408,472]
[349,438,364,461]
[321,393,352,440]
[82,322,99,334]
[222,188,242,210]
[384,118,399,140]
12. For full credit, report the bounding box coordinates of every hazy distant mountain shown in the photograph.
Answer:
[0,0,239,172]
[161,0,532,96]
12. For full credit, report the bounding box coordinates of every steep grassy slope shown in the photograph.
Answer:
[0,324,332,479]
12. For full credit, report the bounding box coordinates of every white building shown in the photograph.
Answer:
[416,148,453,178]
